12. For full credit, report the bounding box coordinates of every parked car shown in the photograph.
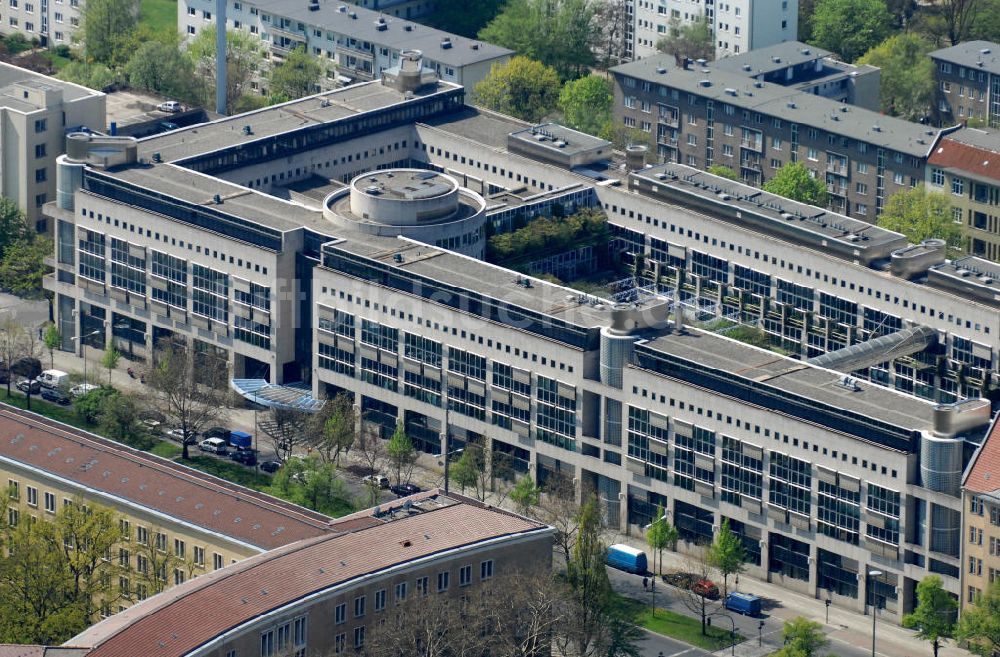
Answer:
[166,428,198,443]
[362,474,390,489]
[16,379,40,394]
[198,437,228,454]
[389,483,422,497]
[40,387,71,405]
[70,383,100,398]
[230,448,258,467]
[38,369,70,389]
[260,460,282,474]
[157,101,182,113]
[692,579,720,600]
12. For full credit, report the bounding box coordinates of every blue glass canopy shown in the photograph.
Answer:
[229,379,326,413]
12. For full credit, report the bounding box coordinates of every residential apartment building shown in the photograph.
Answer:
[0,0,85,45]
[961,414,1000,608]
[178,0,510,95]
[0,62,104,230]
[42,59,1000,622]
[0,404,334,616]
[712,41,881,111]
[930,40,999,127]
[64,491,550,657]
[632,0,797,60]
[611,55,948,220]
[927,127,1000,262]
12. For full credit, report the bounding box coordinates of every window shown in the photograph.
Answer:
[174,568,185,585]
[353,626,365,649]
[193,546,205,567]
[174,538,186,558]
[293,617,307,656]
[8,480,18,500]
[952,177,965,195]
[213,552,224,570]
[931,168,945,186]
[156,532,167,552]
[44,491,55,513]
[460,565,472,586]
[34,119,46,133]
[26,485,36,506]
[437,571,450,592]
[35,168,46,183]
[416,576,429,596]
[335,602,347,624]
[354,595,365,618]
[481,559,494,580]
[374,588,386,611]
[261,629,275,657]
[35,143,46,158]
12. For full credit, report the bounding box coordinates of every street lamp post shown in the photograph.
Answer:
[868,569,884,657]
[758,620,765,647]
[644,511,670,613]
[707,612,738,656]
[439,433,464,494]
[826,586,833,623]
[70,329,103,383]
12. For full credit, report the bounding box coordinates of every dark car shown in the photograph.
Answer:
[260,460,282,474]
[662,572,720,599]
[230,448,258,467]
[203,426,231,440]
[40,387,71,405]
[390,483,422,497]
[16,379,40,394]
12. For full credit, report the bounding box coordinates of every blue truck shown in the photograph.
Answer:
[724,591,762,616]
[606,544,648,575]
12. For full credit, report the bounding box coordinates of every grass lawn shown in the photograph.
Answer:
[148,440,182,458]
[38,50,73,71]
[614,595,744,652]
[139,0,178,36]
[1,392,96,431]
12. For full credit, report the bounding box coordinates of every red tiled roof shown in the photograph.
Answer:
[928,138,1000,182]
[74,500,548,657]
[0,405,332,550]
[966,413,1000,494]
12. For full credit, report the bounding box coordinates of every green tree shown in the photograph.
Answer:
[810,0,894,62]
[0,237,50,299]
[425,0,504,37]
[56,499,126,621]
[272,455,353,515]
[876,184,963,251]
[763,162,828,206]
[79,0,138,66]
[187,27,264,114]
[655,17,714,64]
[43,323,60,369]
[779,617,828,657]
[646,505,678,581]
[267,46,322,103]
[857,35,934,121]
[58,61,118,91]
[73,386,117,424]
[473,56,561,123]
[386,421,416,487]
[479,0,599,80]
[902,575,956,657]
[449,444,482,494]
[957,579,1000,657]
[0,198,31,252]
[510,475,542,516]
[100,340,120,385]
[708,518,746,597]
[125,41,198,103]
[558,75,612,136]
[707,164,739,180]
[99,393,154,450]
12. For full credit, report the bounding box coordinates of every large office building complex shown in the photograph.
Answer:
[0,62,104,229]
[44,55,1000,620]
[632,0,797,60]
[611,54,950,221]
[178,0,510,96]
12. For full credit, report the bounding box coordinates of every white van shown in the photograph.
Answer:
[199,437,228,454]
[38,370,70,389]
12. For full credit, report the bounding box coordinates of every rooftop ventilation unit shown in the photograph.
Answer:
[725,88,737,95]
[753,81,763,88]
[471,43,479,50]
[441,37,452,49]
[872,124,881,132]
[375,17,387,29]
[337,4,346,10]
[771,55,781,63]
[787,101,796,109]
[801,48,811,55]
[348,11,357,18]
[152,152,162,163]
[308,0,318,10]
[242,125,252,135]
[696,58,707,66]
[699,79,712,87]
[656,66,666,74]
[742,63,752,71]
[404,24,412,31]
[982,48,991,54]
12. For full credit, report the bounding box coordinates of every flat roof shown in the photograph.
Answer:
[638,327,938,441]
[929,40,1000,73]
[508,122,613,157]
[69,491,548,657]
[248,0,511,67]
[610,58,945,156]
[631,162,906,253]
[0,62,101,112]
[712,41,833,76]
[0,405,333,550]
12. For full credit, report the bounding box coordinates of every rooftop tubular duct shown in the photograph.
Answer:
[805,325,938,372]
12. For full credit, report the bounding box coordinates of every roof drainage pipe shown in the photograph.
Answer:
[806,324,938,373]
